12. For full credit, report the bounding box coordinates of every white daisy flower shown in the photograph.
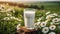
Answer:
[0,5,4,7]
[3,18,6,20]
[37,19,40,22]
[51,13,58,16]
[10,16,16,19]
[7,17,10,20]
[15,18,21,21]
[49,25,56,30]
[13,10,15,13]
[0,7,2,9]
[6,13,12,16]
[16,24,21,30]
[34,22,40,26]
[6,8,13,12]
[0,5,4,9]
[46,13,58,19]
[42,27,49,33]
[46,15,54,19]
[46,11,50,15]
[18,19,22,21]
[52,18,60,23]
[40,22,47,27]
[49,32,56,34]
[3,17,10,20]
[16,18,19,20]
[10,17,21,21]
[37,17,43,22]
[36,22,40,25]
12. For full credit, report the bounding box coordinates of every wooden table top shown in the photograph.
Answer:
[19,26,36,32]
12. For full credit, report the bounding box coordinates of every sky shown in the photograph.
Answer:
[0,0,60,2]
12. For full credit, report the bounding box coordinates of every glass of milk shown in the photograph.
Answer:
[24,8,35,29]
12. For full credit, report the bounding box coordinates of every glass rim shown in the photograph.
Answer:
[24,8,35,11]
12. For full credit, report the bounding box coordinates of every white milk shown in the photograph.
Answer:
[24,9,35,29]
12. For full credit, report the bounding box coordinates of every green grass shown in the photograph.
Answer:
[0,1,60,34]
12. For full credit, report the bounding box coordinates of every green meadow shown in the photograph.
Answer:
[0,1,60,34]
